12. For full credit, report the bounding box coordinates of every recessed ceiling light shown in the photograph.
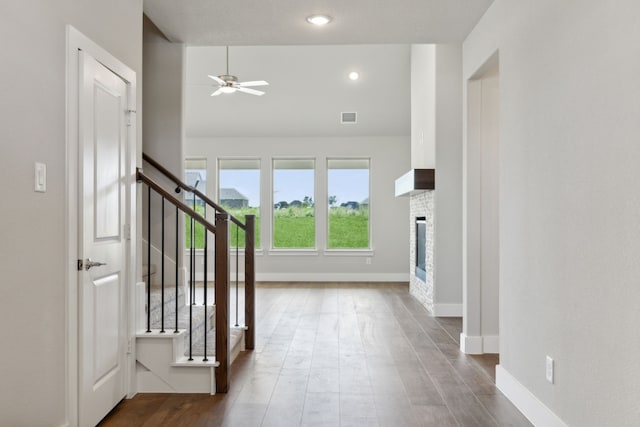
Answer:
[348,71,360,81]
[306,14,332,26]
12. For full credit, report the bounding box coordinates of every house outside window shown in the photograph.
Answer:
[220,188,249,209]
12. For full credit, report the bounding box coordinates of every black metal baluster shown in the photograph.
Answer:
[203,209,208,362]
[161,197,165,333]
[174,206,179,334]
[189,214,194,361]
[235,225,239,327]
[203,203,207,307]
[146,186,151,333]
[191,191,197,306]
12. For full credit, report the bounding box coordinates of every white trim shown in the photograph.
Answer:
[187,248,265,257]
[66,25,137,427]
[257,273,408,282]
[230,248,264,256]
[267,249,319,256]
[193,272,408,283]
[496,365,568,427]
[460,333,483,354]
[432,303,463,317]
[323,249,374,257]
[459,333,499,354]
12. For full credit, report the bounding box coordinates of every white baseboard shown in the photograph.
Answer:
[432,303,462,317]
[459,333,499,354]
[256,273,409,282]
[460,333,483,354]
[194,272,408,283]
[496,365,567,427]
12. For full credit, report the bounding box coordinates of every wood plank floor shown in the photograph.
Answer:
[100,283,532,426]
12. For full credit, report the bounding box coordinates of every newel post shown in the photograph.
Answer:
[215,213,230,393]
[244,215,256,350]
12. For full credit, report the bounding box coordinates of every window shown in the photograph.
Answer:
[185,158,207,249]
[273,159,315,248]
[327,158,370,249]
[218,159,261,248]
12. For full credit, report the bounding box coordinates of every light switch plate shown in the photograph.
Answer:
[546,355,554,384]
[35,162,46,193]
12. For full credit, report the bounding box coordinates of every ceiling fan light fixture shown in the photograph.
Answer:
[306,14,332,26]
[208,47,269,96]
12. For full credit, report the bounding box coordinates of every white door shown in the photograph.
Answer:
[78,51,128,427]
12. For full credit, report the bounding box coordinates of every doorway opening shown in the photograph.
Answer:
[462,52,500,355]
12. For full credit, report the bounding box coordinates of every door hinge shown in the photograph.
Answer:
[77,259,83,271]
[126,109,136,127]
[124,223,131,240]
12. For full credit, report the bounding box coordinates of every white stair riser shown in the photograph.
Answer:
[137,337,215,394]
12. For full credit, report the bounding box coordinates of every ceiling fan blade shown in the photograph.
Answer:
[237,87,265,96]
[210,88,224,96]
[237,80,269,87]
[208,74,225,85]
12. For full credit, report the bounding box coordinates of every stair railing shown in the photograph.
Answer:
[139,155,255,392]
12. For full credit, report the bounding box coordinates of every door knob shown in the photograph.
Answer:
[85,258,107,271]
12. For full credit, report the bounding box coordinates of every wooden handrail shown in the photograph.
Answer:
[136,168,216,234]
[142,153,245,229]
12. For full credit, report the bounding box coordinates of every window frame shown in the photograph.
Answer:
[325,156,373,253]
[269,157,318,253]
[184,157,208,250]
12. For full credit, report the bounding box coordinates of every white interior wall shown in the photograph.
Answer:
[186,136,410,281]
[433,44,463,309]
[478,64,499,341]
[463,77,483,342]
[410,45,436,168]
[464,1,640,425]
[142,16,185,284]
[462,58,500,352]
[0,1,143,425]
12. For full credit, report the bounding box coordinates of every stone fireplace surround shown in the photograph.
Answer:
[409,190,435,314]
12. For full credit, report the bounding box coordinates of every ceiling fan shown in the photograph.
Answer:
[208,46,269,96]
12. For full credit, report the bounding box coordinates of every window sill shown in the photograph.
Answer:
[267,249,319,256]
[230,248,264,257]
[185,248,264,256]
[323,249,374,257]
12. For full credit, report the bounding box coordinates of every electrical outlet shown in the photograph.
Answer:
[546,356,554,384]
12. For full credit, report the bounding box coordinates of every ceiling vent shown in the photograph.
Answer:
[341,112,357,124]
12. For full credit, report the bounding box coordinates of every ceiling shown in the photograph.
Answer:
[146,0,493,138]
[144,0,494,46]
[185,45,411,138]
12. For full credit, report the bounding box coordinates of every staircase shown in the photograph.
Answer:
[135,153,255,394]
[135,283,244,394]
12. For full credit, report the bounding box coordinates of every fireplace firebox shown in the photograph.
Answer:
[415,217,426,281]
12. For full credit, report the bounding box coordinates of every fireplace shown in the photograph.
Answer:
[407,191,434,313]
[415,217,426,281]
